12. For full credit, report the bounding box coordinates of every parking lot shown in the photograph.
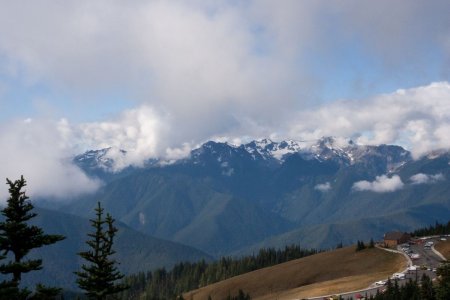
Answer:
[401,237,446,279]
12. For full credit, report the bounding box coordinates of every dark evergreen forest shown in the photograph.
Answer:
[411,221,450,238]
[119,245,319,299]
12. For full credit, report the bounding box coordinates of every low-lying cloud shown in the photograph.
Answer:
[352,175,404,193]
[410,173,445,185]
[0,119,101,202]
[314,182,331,192]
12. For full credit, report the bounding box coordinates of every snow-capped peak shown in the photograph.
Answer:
[242,137,356,162]
[74,147,127,171]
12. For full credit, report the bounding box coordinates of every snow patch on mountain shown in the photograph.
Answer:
[74,147,127,172]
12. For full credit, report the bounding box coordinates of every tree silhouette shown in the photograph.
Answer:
[0,176,65,299]
[75,202,128,299]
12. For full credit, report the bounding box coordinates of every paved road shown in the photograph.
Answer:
[307,237,446,300]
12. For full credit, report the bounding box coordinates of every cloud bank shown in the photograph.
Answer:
[290,82,450,158]
[410,173,445,185]
[78,81,450,165]
[352,175,404,193]
[0,119,100,201]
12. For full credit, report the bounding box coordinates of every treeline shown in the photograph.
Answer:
[411,220,450,237]
[119,245,319,299]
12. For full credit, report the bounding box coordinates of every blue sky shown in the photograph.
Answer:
[0,0,449,198]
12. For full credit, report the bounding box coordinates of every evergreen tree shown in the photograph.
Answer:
[0,176,65,299]
[420,273,435,300]
[356,240,366,251]
[436,262,450,300]
[75,202,129,299]
[369,238,375,248]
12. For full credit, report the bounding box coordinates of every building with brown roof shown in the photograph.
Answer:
[384,231,410,248]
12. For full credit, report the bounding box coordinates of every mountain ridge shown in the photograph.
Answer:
[55,137,450,256]
[74,137,413,173]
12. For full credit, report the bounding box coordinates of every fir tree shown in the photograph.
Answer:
[420,273,435,300]
[75,202,129,299]
[356,240,366,251]
[0,176,65,299]
[436,262,450,300]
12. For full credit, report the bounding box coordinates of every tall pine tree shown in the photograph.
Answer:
[0,176,65,299]
[75,202,128,299]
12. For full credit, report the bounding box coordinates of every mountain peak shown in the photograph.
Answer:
[74,147,127,172]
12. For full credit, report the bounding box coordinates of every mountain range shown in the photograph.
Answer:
[39,137,449,258]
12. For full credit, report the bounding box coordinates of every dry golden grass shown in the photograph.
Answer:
[183,246,406,300]
[435,240,450,260]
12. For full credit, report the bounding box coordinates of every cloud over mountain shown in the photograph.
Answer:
[410,173,445,185]
[352,175,404,193]
[290,82,450,158]
[314,182,331,192]
[0,119,100,201]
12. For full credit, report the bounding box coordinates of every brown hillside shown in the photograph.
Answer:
[435,240,450,260]
[184,246,406,300]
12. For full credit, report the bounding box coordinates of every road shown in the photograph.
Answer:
[307,237,446,300]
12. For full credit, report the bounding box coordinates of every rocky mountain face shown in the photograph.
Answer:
[64,137,449,256]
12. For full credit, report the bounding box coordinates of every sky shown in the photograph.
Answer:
[0,0,449,199]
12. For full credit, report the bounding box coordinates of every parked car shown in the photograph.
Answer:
[411,253,420,260]
[375,280,387,286]
[407,265,418,271]
[393,273,405,279]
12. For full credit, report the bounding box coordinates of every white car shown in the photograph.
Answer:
[375,280,387,286]
[393,273,405,279]
[407,265,418,271]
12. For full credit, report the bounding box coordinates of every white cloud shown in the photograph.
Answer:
[314,182,331,192]
[0,1,448,119]
[410,173,445,185]
[352,175,404,193]
[64,81,450,171]
[0,119,101,202]
[290,82,450,158]
[79,106,164,171]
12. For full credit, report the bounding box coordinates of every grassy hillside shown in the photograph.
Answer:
[435,240,450,260]
[184,247,406,300]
